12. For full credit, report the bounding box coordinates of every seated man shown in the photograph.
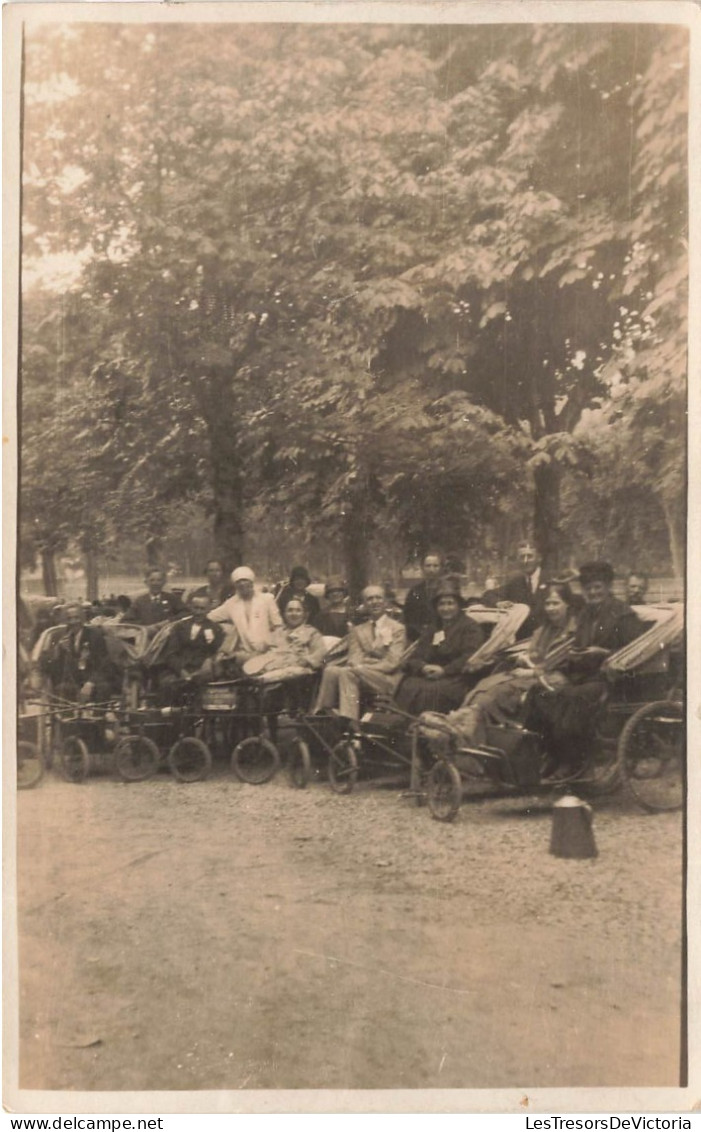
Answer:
[209,565,283,665]
[40,601,119,703]
[156,593,225,704]
[313,584,407,722]
[131,567,186,627]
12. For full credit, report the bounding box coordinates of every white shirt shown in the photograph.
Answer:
[209,591,282,654]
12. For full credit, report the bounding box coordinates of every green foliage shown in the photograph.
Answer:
[20,21,688,582]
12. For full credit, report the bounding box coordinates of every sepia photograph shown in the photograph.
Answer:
[4,0,695,1113]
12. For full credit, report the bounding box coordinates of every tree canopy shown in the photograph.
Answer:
[20,20,688,591]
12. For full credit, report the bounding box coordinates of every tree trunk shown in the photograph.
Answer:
[210,426,245,573]
[342,497,372,604]
[84,547,99,602]
[661,495,685,580]
[145,536,164,568]
[533,461,562,577]
[41,551,58,596]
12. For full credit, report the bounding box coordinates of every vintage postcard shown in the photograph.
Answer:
[3,0,699,1117]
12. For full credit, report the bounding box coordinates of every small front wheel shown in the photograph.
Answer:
[115,736,160,782]
[168,737,213,783]
[427,760,462,822]
[231,736,280,784]
[60,736,90,784]
[618,700,684,813]
[288,738,312,789]
[17,741,44,789]
[328,741,359,795]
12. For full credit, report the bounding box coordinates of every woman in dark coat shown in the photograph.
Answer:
[526,561,644,778]
[393,578,483,716]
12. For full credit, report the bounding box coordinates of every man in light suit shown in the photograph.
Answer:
[313,585,407,721]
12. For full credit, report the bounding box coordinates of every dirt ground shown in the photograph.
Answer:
[16,757,683,1094]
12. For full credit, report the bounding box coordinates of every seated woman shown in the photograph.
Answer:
[526,561,644,779]
[243,597,328,683]
[393,578,483,716]
[275,565,321,627]
[424,581,578,748]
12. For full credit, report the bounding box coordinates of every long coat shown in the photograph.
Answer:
[402,580,440,642]
[394,611,484,716]
[527,597,644,768]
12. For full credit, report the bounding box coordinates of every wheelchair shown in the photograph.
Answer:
[290,604,533,794]
[413,603,684,821]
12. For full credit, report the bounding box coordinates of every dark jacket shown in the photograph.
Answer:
[572,597,644,654]
[483,572,550,638]
[42,623,116,694]
[131,589,186,627]
[161,617,225,675]
[404,611,484,677]
[402,580,440,642]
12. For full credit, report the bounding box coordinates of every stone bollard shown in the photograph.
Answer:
[549,794,598,859]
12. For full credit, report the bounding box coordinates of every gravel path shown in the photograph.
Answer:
[16,763,683,1092]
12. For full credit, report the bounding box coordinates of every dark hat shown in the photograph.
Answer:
[578,560,615,587]
[432,576,465,608]
[289,565,311,585]
[324,576,348,597]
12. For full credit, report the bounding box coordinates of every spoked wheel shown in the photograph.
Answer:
[328,740,359,795]
[114,736,160,782]
[17,742,44,789]
[231,736,280,784]
[287,738,312,789]
[427,760,462,822]
[168,737,213,783]
[60,736,90,784]
[618,700,684,813]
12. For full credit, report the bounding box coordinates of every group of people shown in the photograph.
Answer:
[33,544,651,780]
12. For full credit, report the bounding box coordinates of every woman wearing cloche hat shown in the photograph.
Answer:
[392,576,484,716]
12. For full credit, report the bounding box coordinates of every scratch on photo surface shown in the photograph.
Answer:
[293,948,476,995]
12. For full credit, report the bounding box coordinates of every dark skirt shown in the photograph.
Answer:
[394,674,468,717]
[526,678,607,764]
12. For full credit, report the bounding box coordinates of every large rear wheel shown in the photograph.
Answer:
[231,736,280,784]
[17,742,44,789]
[427,760,462,822]
[618,700,684,813]
[114,736,160,782]
[328,740,359,795]
[168,737,213,783]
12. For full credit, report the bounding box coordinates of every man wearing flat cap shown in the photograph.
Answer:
[209,565,282,664]
[527,560,644,779]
